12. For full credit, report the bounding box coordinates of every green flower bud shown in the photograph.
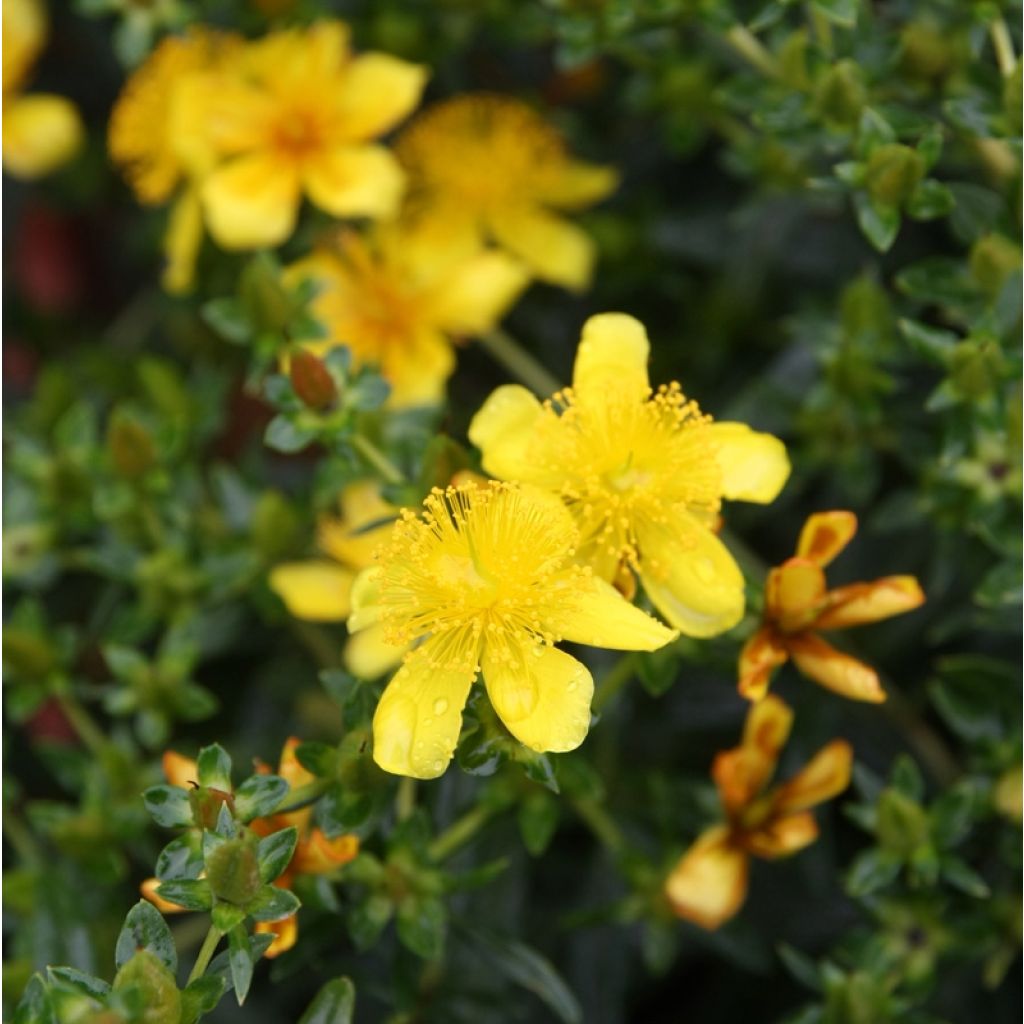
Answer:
[814,60,867,128]
[107,409,156,480]
[949,337,1006,399]
[876,788,929,854]
[112,950,181,1024]
[207,835,262,907]
[864,144,925,208]
[969,234,1022,298]
[899,22,954,84]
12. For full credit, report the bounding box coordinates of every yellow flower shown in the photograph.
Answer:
[395,94,617,290]
[2,0,83,179]
[349,480,677,779]
[287,226,529,407]
[739,511,925,703]
[469,313,790,637]
[186,20,426,250]
[268,480,404,679]
[665,695,852,929]
[108,29,238,293]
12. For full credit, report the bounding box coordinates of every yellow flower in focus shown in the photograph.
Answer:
[396,94,617,290]
[287,226,529,407]
[739,511,925,703]
[665,695,852,929]
[108,29,238,294]
[469,313,791,637]
[2,0,83,179]
[349,480,677,779]
[186,20,426,250]
[269,481,404,679]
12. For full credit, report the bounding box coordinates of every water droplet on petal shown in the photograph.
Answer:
[433,697,449,715]
[694,558,715,584]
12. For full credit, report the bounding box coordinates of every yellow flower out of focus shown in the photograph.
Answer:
[349,480,677,779]
[665,695,852,930]
[186,20,426,250]
[2,0,83,179]
[739,510,925,703]
[396,94,618,291]
[469,313,791,638]
[287,226,529,407]
[141,741,358,959]
[268,480,404,680]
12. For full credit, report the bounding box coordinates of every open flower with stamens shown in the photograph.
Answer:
[182,20,426,250]
[269,480,405,679]
[469,313,791,637]
[665,695,852,929]
[349,480,677,779]
[286,225,528,407]
[739,511,925,703]
[395,94,617,290]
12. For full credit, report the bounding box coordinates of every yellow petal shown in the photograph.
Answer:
[572,312,650,401]
[636,514,745,638]
[202,152,300,249]
[745,810,819,859]
[712,694,792,813]
[269,561,354,622]
[489,205,594,290]
[372,643,475,779]
[141,877,189,914]
[737,627,789,701]
[664,826,749,930]
[3,0,45,95]
[347,567,382,632]
[427,251,530,336]
[787,633,886,702]
[766,558,827,625]
[543,575,677,651]
[318,481,395,569]
[707,422,790,504]
[162,751,198,789]
[162,187,204,295]
[742,692,794,761]
[343,622,406,679]
[536,160,619,209]
[813,576,925,630]
[2,93,82,179]
[255,914,298,959]
[302,144,405,219]
[468,384,545,480]
[384,327,456,407]
[291,830,359,875]
[482,640,593,754]
[336,54,428,141]
[795,511,857,567]
[773,739,853,814]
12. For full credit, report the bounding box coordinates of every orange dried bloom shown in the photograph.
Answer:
[739,511,925,703]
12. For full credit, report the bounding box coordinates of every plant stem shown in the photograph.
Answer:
[592,655,637,714]
[187,924,223,985]
[479,329,561,397]
[56,693,108,755]
[275,778,330,815]
[723,25,781,79]
[572,798,627,857]
[3,812,41,864]
[396,776,416,821]
[427,804,496,861]
[990,17,1017,76]
[352,434,405,486]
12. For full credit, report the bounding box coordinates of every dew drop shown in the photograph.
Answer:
[694,557,716,584]
[432,760,444,772]
[433,697,449,715]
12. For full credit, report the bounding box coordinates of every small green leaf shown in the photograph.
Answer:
[143,785,194,828]
[202,298,251,343]
[234,774,289,822]
[890,755,925,801]
[265,415,317,454]
[518,791,560,856]
[228,925,255,1005]
[396,894,447,960]
[156,834,204,881]
[115,901,178,973]
[941,856,991,898]
[298,977,357,1024]
[46,966,111,1001]
[907,180,955,220]
[197,744,233,791]
[154,879,213,912]
[777,944,823,993]
[248,884,301,922]
[180,975,227,1024]
[346,892,393,951]
[854,193,900,252]
[211,902,247,933]
[257,827,299,884]
[810,0,857,28]
[295,740,337,777]
[14,975,55,1024]
[846,848,902,896]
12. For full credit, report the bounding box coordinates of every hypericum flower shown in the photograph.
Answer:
[349,480,677,779]
[185,20,426,250]
[287,225,528,407]
[665,695,852,929]
[141,741,358,958]
[108,28,237,293]
[469,313,791,637]
[739,511,925,703]
[2,0,83,180]
[269,480,404,679]
[395,94,617,291]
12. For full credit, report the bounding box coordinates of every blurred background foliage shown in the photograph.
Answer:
[3,0,1021,1022]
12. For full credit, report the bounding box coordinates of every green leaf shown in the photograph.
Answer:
[14,975,55,1024]
[295,740,337,777]
[930,782,979,849]
[890,754,925,801]
[854,193,900,252]
[257,827,299,884]
[154,879,213,912]
[248,884,301,922]
[396,894,447,959]
[202,298,251,343]
[143,785,194,828]
[234,774,289,822]
[857,107,896,155]
[518,791,560,856]
[180,975,227,1024]
[197,744,233,791]
[103,644,148,681]
[156,834,204,881]
[265,415,317,454]
[777,944,823,993]
[516,750,560,794]
[211,902,248,933]
[298,977,356,1024]
[46,966,111,1000]
[846,848,902,897]
[346,373,391,411]
[810,0,857,28]
[228,925,255,1005]
[346,892,393,950]
[941,856,991,898]
[906,180,955,220]
[115,901,178,973]
[897,318,957,364]
[974,561,1023,608]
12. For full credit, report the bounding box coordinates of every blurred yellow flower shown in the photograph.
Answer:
[739,511,925,703]
[349,480,677,779]
[469,313,790,637]
[268,480,404,679]
[287,226,529,407]
[396,94,617,290]
[2,0,83,179]
[665,695,852,929]
[187,20,426,249]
